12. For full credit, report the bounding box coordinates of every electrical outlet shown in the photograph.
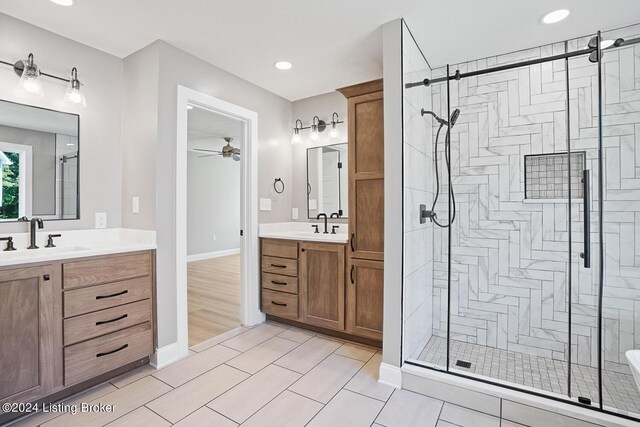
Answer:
[292,208,299,220]
[95,212,107,229]
[132,196,140,214]
[259,198,272,211]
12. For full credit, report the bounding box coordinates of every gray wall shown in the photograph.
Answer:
[291,92,348,221]
[121,40,293,348]
[0,13,123,231]
[187,151,240,256]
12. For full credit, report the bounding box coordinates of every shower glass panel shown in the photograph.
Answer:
[598,23,640,417]
[401,21,444,367]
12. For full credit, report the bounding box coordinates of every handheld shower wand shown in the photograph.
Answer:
[420,108,460,228]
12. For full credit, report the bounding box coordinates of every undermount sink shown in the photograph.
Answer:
[627,350,640,392]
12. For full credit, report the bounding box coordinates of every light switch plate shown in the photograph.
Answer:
[292,208,298,220]
[309,199,317,210]
[259,198,272,211]
[132,196,140,214]
[95,212,107,229]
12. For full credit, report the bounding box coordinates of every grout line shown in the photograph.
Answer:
[143,405,174,425]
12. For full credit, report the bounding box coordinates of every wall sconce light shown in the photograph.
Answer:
[291,112,344,144]
[1,52,86,106]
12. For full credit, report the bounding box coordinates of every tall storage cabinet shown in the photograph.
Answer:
[338,79,384,341]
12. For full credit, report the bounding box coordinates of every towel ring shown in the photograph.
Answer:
[274,178,285,194]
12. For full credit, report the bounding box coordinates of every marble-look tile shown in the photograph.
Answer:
[288,354,364,404]
[307,390,384,427]
[241,390,322,427]
[208,364,300,424]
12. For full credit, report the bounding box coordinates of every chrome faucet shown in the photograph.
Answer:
[27,217,44,249]
[316,213,329,234]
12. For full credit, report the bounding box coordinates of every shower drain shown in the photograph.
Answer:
[455,360,472,369]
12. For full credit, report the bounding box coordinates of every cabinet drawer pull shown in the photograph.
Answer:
[271,301,287,307]
[271,280,288,286]
[96,344,128,358]
[350,233,355,252]
[95,290,128,300]
[95,314,128,326]
[350,265,355,285]
[270,264,287,268]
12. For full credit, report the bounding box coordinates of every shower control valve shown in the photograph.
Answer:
[419,204,437,224]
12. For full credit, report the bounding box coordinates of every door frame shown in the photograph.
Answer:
[175,86,264,358]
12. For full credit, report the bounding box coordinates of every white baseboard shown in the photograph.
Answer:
[187,248,240,262]
[150,342,187,369]
[379,362,402,388]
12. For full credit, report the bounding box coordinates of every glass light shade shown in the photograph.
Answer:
[19,60,43,96]
[291,131,302,145]
[65,80,86,106]
[329,124,340,139]
[309,125,320,142]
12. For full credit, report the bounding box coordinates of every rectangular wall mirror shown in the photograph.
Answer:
[307,142,348,219]
[0,99,79,222]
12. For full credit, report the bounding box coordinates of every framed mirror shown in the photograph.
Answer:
[306,142,348,219]
[0,99,79,222]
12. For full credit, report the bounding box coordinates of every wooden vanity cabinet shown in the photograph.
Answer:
[299,242,345,331]
[0,265,62,408]
[337,79,385,341]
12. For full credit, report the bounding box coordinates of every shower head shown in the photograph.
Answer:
[450,109,461,128]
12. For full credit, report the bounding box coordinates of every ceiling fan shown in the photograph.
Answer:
[194,137,240,161]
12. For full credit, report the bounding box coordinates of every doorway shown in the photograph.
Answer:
[175,86,263,360]
[186,106,243,346]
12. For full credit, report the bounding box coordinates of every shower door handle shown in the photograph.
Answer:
[581,170,591,268]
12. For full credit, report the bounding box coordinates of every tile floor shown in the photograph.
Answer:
[10,322,525,427]
[416,336,640,415]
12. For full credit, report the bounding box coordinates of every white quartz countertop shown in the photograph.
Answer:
[0,228,156,267]
[259,222,348,244]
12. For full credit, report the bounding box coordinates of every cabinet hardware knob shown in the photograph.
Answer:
[43,274,50,281]
[96,314,128,326]
[301,248,305,252]
[96,290,128,300]
[96,344,129,358]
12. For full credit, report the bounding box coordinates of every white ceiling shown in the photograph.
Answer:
[1,0,638,101]
[187,106,243,153]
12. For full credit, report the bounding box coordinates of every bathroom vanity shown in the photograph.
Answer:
[0,230,156,424]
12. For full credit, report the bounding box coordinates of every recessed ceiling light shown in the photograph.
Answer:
[187,105,194,110]
[50,0,75,6]
[274,61,292,70]
[541,9,570,24]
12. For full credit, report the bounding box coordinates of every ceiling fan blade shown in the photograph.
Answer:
[194,148,222,153]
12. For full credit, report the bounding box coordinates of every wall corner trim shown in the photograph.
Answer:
[150,342,187,369]
[379,362,402,388]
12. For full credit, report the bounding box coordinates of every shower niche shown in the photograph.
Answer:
[401,20,640,421]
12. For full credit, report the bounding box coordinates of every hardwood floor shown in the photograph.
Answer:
[187,254,241,347]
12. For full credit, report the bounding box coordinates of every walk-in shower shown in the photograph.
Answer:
[401,21,640,422]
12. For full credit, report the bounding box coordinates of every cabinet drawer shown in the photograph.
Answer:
[64,276,152,318]
[262,256,297,277]
[63,251,152,289]
[262,273,298,294]
[64,322,152,386]
[262,289,298,320]
[262,239,298,259]
[64,299,151,346]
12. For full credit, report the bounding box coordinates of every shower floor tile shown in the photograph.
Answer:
[414,336,640,415]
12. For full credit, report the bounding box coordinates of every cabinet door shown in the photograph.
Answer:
[346,259,383,340]
[0,265,59,408]
[299,242,345,331]
[348,90,384,261]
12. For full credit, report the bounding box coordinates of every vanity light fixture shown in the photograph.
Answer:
[540,9,570,25]
[0,53,86,106]
[291,113,344,144]
[65,67,85,106]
